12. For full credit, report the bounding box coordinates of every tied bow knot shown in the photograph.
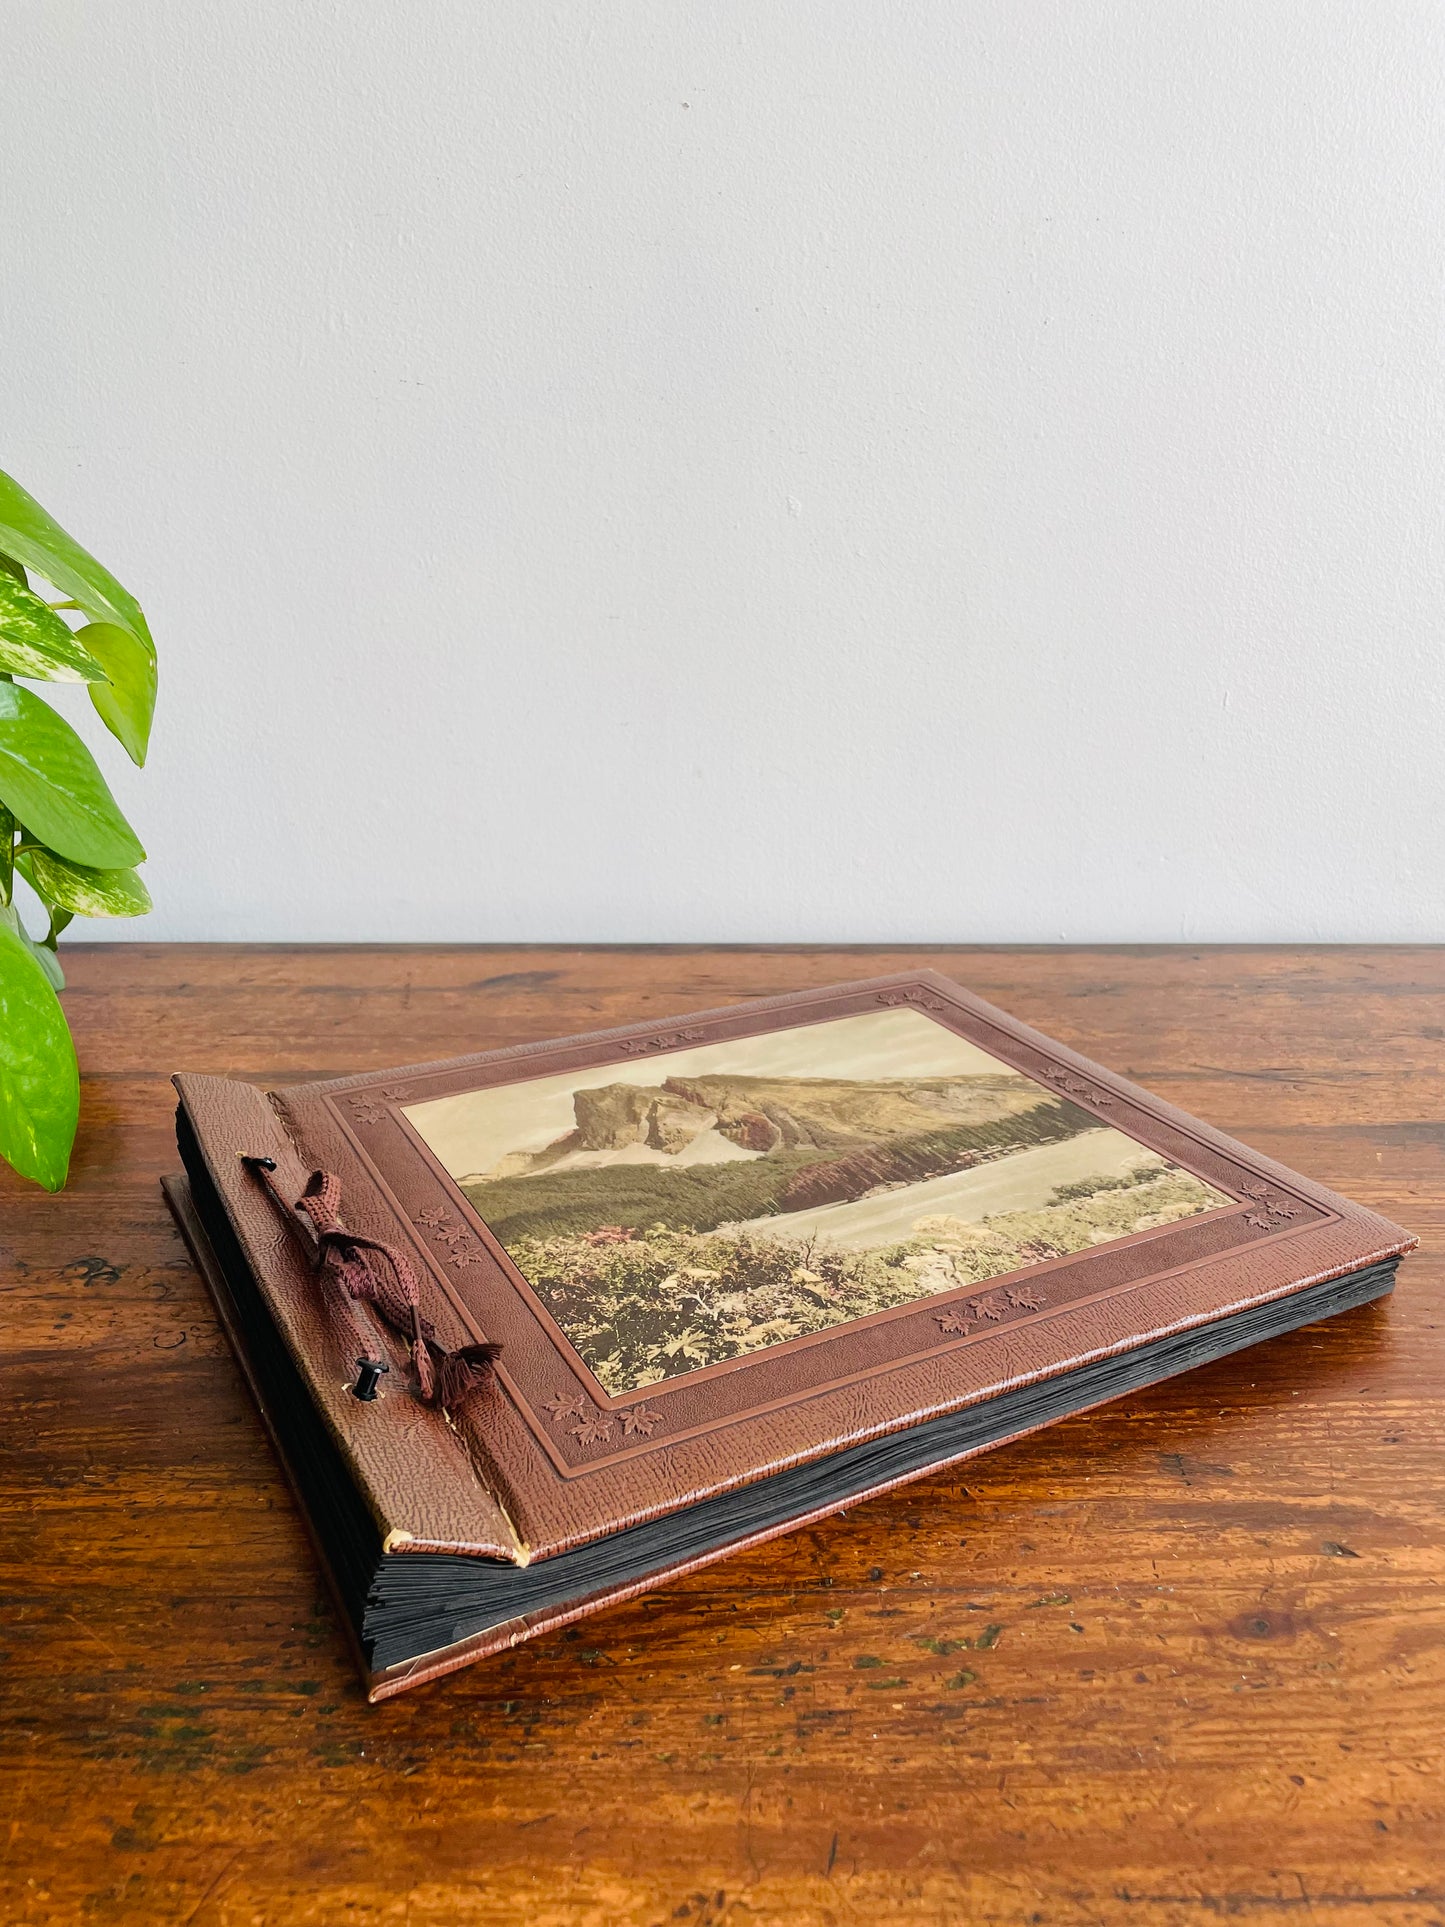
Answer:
[244,1158,500,1409]
[295,1169,438,1399]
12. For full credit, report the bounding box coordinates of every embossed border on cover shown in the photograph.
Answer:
[306,971,1338,1477]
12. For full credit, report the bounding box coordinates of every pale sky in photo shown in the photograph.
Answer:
[405,1006,1026,1180]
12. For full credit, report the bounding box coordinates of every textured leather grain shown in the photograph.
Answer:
[172,1074,524,1561]
[163,1169,1395,1703]
[170,971,1416,1584]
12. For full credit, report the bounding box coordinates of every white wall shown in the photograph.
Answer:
[6,2,1443,943]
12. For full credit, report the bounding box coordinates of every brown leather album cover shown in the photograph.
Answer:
[164,970,1414,1700]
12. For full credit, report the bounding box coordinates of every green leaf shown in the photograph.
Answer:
[0,552,26,586]
[17,844,152,918]
[0,575,107,683]
[0,885,68,987]
[25,925,66,990]
[0,801,11,902]
[0,476,158,761]
[76,623,157,766]
[0,906,79,1189]
[0,468,153,656]
[0,682,145,868]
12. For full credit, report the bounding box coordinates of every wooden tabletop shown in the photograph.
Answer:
[3,945,1441,1926]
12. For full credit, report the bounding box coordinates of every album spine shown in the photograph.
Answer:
[170,1073,528,1566]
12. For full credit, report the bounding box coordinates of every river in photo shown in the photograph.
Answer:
[736,1129,1164,1251]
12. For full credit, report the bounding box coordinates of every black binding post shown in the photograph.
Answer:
[351,1357,390,1402]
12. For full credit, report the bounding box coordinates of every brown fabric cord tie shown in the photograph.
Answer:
[242,1157,501,1409]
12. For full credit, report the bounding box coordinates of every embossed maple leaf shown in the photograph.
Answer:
[934,1306,976,1334]
[878,989,944,1012]
[1045,1068,1114,1106]
[417,1208,478,1259]
[1239,1185,1299,1229]
[571,1417,613,1446]
[544,1392,588,1421]
[620,1405,663,1438]
[622,1027,706,1054]
[974,1293,1008,1321]
[1006,1287,1043,1311]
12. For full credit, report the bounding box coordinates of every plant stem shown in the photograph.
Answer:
[43,906,74,950]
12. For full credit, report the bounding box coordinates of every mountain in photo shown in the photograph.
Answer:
[460,1071,1099,1244]
[470,1071,1047,1175]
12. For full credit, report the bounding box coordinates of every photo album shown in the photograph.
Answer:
[164,971,1413,1699]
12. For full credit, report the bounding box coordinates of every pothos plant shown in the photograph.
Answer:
[0,468,156,1191]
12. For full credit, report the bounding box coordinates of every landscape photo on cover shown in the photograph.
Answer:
[404,1008,1232,1396]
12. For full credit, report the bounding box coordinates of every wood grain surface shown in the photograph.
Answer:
[2,945,1441,1927]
